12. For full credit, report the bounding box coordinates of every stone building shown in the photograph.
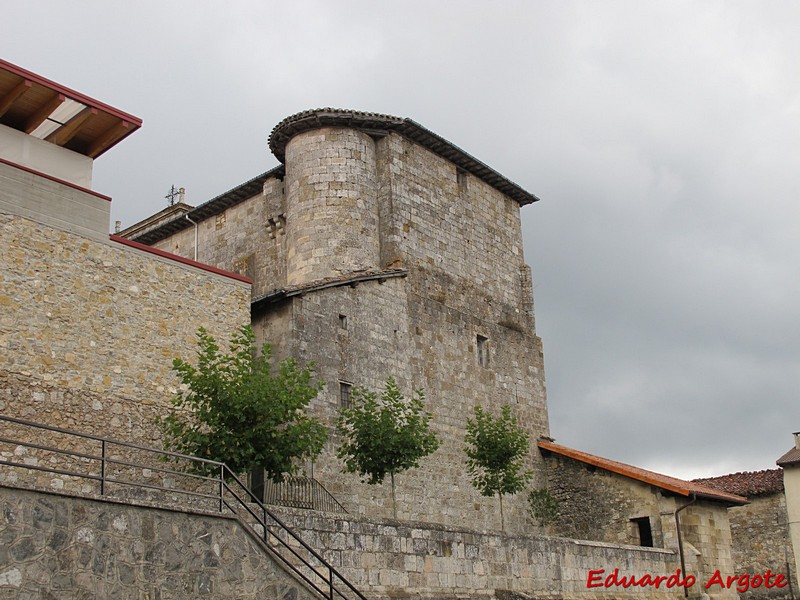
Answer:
[122,108,550,533]
[695,469,796,598]
[2,58,755,598]
[0,57,251,472]
[777,433,800,596]
[540,440,746,594]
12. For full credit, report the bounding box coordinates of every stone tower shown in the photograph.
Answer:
[128,109,550,533]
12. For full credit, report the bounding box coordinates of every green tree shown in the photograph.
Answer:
[158,325,326,481]
[464,404,533,532]
[337,376,440,518]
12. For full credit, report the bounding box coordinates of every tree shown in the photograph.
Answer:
[336,376,440,518]
[158,325,327,482]
[464,404,533,532]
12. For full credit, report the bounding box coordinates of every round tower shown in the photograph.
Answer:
[282,126,379,286]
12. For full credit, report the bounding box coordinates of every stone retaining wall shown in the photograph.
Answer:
[272,507,699,599]
[0,486,316,599]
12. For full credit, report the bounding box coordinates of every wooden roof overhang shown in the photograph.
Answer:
[0,59,141,159]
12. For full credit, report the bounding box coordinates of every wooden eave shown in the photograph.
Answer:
[0,59,141,158]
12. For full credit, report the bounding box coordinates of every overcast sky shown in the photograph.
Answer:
[4,1,799,480]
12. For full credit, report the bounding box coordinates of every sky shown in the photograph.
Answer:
[3,1,799,480]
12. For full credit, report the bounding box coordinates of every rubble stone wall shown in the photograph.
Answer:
[0,486,316,600]
[0,210,250,450]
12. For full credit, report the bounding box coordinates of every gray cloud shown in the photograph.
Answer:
[3,0,799,479]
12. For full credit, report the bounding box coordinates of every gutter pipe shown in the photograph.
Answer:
[185,214,199,261]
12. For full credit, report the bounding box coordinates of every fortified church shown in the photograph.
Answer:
[0,58,781,599]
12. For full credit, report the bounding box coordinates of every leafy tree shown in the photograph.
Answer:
[464,404,533,532]
[158,325,326,482]
[337,376,440,518]
[527,487,560,528]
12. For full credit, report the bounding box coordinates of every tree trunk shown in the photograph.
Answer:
[499,493,505,533]
[390,471,397,519]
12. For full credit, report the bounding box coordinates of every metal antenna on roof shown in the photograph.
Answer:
[166,185,180,206]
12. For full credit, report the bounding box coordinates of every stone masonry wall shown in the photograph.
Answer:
[543,454,739,599]
[151,178,285,300]
[543,453,672,547]
[271,505,694,600]
[148,125,550,534]
[726,494,795,599]
[0,211,250,452]
[0,486,316,600]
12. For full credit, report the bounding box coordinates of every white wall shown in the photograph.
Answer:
[0,124,93,188]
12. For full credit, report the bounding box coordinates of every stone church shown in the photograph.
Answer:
[1,58,760,598]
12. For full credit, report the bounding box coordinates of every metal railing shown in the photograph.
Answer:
[261,475,347,513]
[0,414,366,600]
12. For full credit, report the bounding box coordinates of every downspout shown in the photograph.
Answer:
[185,214,199,261]
[675,493,698,599]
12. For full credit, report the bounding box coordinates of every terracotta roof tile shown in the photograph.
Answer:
[538,440,747,506]
[777,447,800,467]
[692,469,783,498]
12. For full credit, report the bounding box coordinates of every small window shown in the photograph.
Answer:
[339,381,352,409]
[456,167,467,190]
[476,335,489,367]
[339,314,347,330]
[632,517,653,547]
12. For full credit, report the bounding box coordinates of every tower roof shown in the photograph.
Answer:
[269,108,540,206]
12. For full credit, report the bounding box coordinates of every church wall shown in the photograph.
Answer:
[0,209,250,462]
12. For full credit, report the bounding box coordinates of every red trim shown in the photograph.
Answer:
[109,235,253,284]
[0,156,112,202]
[0,58,142,127]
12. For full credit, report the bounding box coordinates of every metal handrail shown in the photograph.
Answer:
[262,475,348,513]
[0,414,366,600]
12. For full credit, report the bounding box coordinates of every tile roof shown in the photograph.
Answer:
[538,440,747,506]
[269,108,540,206]
[777,446,800,467]
[251,268,408,312]
[693,469,783,498]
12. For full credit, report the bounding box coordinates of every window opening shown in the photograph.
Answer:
[339,381,352,409]
[477,335,489,367]
[339,314,347,330]
[632,516,654,547]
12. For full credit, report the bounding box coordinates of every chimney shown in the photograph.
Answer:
[793,432,800,450]
[114,220,121,233]
[178,187,186,204]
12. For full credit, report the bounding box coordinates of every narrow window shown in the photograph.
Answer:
[632,517,654,547]
[476,335,489,367]
[456,167,467,190]
[339,314,348,330]
[339,381,352,409]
